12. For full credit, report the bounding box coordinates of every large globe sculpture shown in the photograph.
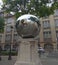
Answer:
[15,14,41,38]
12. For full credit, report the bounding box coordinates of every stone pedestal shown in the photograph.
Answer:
[14,39,42,65]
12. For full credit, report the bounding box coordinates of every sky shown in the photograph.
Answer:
[0,0,3,5]
[0,0,3,9]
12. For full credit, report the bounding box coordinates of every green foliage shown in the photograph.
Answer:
[15,12,22,19]
[1,51,17,56]
[2,0,58,18]
[0,17,5,33]
[38,6,54,17]
[52,2,58,10]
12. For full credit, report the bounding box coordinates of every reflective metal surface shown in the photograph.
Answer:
[15,14,41,38]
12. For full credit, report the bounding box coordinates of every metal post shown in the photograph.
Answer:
[8,44,12,60]
[0,56,1,61]
[0,46,2,61]
[56,38,57,51]
[8,26,13,60]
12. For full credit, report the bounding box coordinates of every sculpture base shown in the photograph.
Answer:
[14,61,41,65]
[14,39,42,65]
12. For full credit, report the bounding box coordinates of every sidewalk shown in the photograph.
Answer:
[0,56,17,65]
[0,55,58,65]
[40,53,58,65]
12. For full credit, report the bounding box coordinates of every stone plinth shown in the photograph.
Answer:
[14,39,42,65]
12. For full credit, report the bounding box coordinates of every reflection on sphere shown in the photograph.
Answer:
[15,14,41,38]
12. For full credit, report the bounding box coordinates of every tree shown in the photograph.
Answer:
[2,0,58,18]
[0,16,5,33]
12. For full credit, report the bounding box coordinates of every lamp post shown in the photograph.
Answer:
[0,26,2,61]
[8,26,13,60]
[56,38,58,51]
[0,46,2,61]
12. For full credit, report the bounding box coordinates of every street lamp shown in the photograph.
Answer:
[56,38,57,51]
[8,26,13,60]
[0,26,3,61]
[0,46,2,61]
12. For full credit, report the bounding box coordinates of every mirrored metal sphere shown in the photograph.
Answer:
[15,14,41,38]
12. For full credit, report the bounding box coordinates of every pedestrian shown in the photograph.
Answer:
[38,49,42,57]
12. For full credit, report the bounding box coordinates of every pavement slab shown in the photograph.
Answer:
[0,55,58,65]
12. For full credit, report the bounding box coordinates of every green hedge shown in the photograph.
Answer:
[1,51,18,56]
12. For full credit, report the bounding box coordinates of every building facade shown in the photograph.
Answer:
[39,9,58,51]
[0,10,58,52]
[0,11,19,51]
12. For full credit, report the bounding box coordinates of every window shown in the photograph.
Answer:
[43,20,50,28]
[43,31,51,38]
[13,34,19,41]
[6,26,11,32]
[55,19,58,27]
[6,18,14,24]
[54,9,58,16]
[0,12,4,17]
[12,44,18,51]
[5,34,11,42]
[4,44,10,51]
[56,31,58,37]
